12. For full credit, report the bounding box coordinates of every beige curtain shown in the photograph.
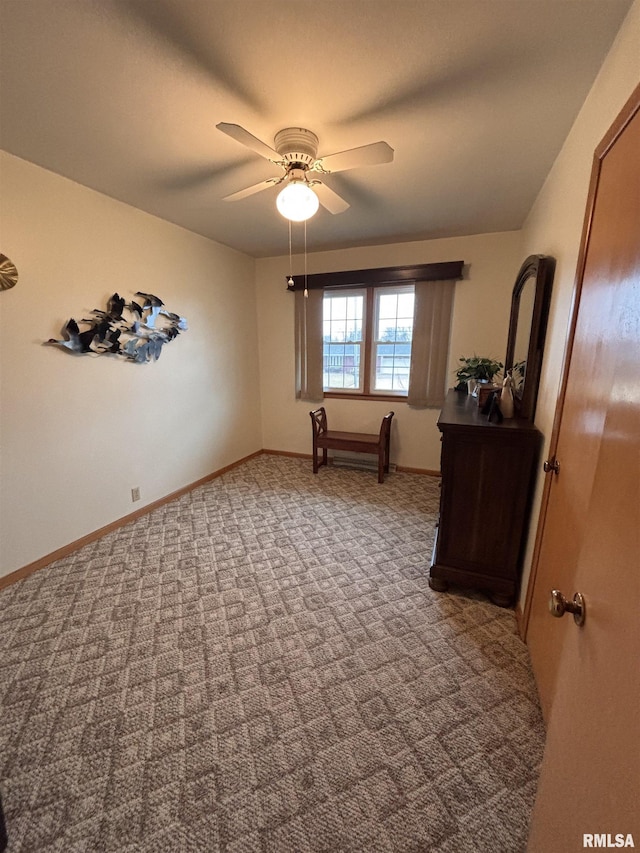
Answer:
[294,288,324,401]
[407,279,455,408]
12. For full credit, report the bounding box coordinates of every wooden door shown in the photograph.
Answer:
[526,85,640,851]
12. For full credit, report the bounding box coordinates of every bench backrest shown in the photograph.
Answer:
[310,406,328,439]
[379,411,394,445]
[310,407,394,448]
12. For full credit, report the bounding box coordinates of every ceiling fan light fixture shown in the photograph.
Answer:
[276,181,319,222]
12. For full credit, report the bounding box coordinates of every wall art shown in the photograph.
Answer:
[46,291,188,363]
[0,254,18,290]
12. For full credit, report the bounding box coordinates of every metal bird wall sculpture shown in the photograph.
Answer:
[46,292,188,362]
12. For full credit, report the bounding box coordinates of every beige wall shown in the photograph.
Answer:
[256,231,523,471]
[518,0,640,607]
[0,152,261,578]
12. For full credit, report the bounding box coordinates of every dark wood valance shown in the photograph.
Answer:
[286,260,464,292]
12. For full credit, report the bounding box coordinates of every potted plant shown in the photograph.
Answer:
[454,355,503,396]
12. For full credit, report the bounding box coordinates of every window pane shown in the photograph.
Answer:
[323,342,361,389]
[324,294,363,342]
[376,290,414,343]
[373,287,414,392]
[378,293,398,321]
[323,291,364,390]
[346,295,362,321]
[397,292,415,320]
[374,343,412,391]
[325,297,346,321]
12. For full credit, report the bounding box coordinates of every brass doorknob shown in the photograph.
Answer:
[549,589,586,626]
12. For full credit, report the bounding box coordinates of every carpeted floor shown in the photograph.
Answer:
[0,454,546,852]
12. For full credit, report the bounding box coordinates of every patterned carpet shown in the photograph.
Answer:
[0,454,546,852]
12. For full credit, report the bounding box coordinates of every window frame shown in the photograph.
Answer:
[370,284,415,396]
[322,287,366,394]
[323,284,415,400]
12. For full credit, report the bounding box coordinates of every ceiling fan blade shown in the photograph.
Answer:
[311,181,350,214]
[313,141,394,174]
[222,177,283,202]
[216,123,281,162]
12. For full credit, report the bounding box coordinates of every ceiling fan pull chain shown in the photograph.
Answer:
[304,220,308,299]
[287,220,294,288]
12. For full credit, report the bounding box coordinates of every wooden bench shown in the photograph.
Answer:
[309,407,395,483]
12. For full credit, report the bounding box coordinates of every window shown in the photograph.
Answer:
[373,286,414,393]
[323,290,365,391]
[323,285,415,397]
[292,260,463,407]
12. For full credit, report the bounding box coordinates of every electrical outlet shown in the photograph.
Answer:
[131,487,140,502]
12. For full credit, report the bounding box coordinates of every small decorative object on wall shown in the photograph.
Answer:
[46,291,188,362]
[0,254,19,290]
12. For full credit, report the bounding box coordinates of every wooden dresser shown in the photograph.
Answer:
[429,389,541,606]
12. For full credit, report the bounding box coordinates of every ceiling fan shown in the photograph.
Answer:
[216,123,394,221]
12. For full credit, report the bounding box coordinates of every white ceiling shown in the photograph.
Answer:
[0,0,632,258]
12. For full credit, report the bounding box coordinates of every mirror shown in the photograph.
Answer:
[504,255,555,421]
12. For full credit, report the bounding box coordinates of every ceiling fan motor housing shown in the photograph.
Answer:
[274,127,319,167]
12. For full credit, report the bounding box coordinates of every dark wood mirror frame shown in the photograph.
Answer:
[504,254,555,421]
